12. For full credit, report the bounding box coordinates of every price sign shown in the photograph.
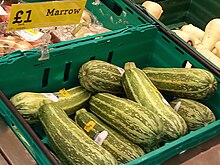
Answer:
[7,0,87,31]
[12,10,32,25]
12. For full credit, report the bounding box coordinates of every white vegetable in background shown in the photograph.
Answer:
[214,41,220,58]
[212,48,217,55]
[81,10,92,24]
[196,18,220,51]
[171,19,220,67]
[141,1,163,19]
[172,30,201,47]
[196,48,220,67]
[181,24,205,41]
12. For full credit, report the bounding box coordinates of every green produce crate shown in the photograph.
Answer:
[1,0,150,60]
[152,0,219,30]
[1,24,220,165]
[128,0,220,71]
[130,0,219,29]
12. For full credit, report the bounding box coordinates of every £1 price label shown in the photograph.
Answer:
[7,3,36,31]
[7,0,86,31]
[12,10,32,25]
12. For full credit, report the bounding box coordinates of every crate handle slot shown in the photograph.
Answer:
[175,47,185,55]
[137,17,146,24]
[63,62,72,82]
[33,63,44,67]
[125,7,133,14]
[42,68,50,87]
[90,56,96,60]
[107,51,113,63]
[100,0,122,16]
[162,36,171,43]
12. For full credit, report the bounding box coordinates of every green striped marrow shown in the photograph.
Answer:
[10,86,91,124]
[75,108,145,163]
[89,93,163,152]
[38,103,118,165]
[122,62,188,141]
[170,98,216,131]
[142,67,217,100]
[78,60,124,94]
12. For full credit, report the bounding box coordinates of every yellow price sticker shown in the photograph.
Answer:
[7,0,87,31]
[26,29,39,35]
[84,121,96,132]
[59,88,71,97]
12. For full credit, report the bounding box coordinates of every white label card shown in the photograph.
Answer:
[174,101,182,111]
[15,29,44,42]
[42,93,59,102]
[117,67,125,76]
[94,130,108,145]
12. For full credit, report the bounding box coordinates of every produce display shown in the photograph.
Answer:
[170,98,216,131]
[78,60,124,94]
[89,92,164,152]
[0,0,219,164]
[142,67,218,100]
[122,62,188,141]
[0,2,111,57]
[75,108,145,163]
[39,103,118,165]
[141,1,163,19]
[131,1,163,20]
[10,86,91,124]
[131,0,220,67]
[9,59,218,164]
[172,18,220,67]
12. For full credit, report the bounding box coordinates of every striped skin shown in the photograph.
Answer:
[142,67,217,100]
[10,86,91,124]
[89,93,164,152]
[170,98,216,131]
[78,60,124,94]
[54,86,91,115]
[122,63,188,142]
[75,109,145,163]
[39,103,117,165]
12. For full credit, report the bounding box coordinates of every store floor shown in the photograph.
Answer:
[163,134,220,165]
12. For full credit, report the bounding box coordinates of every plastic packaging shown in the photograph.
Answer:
[0,5,11,22]
[0,4,111,56]
[0,36,33,56]
[0,0,20,6]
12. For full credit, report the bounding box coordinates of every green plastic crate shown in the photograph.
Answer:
[154,0,219,30]
[131,0,220,29]
[0,24,220,165]
[129,0,220,70]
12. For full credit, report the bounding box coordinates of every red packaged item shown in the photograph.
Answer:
[0,5,12,22]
